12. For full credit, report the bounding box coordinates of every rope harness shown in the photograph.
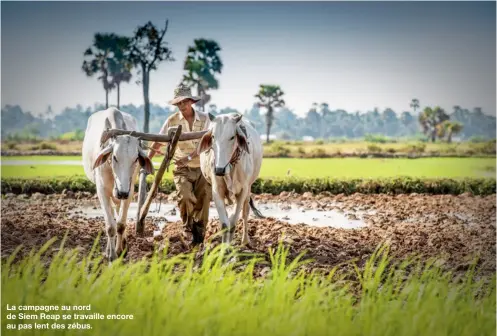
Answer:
[229,146,243,165]
[217,123,248,171]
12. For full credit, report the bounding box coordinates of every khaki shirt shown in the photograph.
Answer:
[159,108,210,168]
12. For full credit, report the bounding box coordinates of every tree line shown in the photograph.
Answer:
[2,102,495,142]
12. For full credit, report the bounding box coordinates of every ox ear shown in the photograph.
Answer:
[93,143,113,170]
[197,131,212,155]
[236,126,250,154]
[138,147,155,175]
[208,113,216,122]
[105,117,112,131]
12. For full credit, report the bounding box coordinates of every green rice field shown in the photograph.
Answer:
[1,156,495,179]
[1,242,495,336]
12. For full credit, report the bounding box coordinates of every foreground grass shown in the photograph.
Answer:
[1,157,495,179]
[1,240,495,336]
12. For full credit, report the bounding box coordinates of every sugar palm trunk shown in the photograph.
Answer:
[197,85,205,112]
[117,82,121,109]
[266,106,273,143]
[447,130,453,143]
[141,63,150,133]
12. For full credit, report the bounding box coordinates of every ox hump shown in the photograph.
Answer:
[105,107,127,130]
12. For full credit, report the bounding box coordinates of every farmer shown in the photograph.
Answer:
[147,84,212,246]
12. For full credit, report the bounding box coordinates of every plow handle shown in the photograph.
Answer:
[135,125,183,235]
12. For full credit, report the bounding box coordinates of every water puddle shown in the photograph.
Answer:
[480,170,495,178]
[257,203,371,229]
[69,201,370,232]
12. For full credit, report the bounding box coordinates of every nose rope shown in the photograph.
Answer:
[210,126,248,172]
[229,147,242,165]
[216,143,242,172]
[106,155,136,199]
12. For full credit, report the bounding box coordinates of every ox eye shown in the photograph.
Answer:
[113,156,118,163]
[230,136,235,140]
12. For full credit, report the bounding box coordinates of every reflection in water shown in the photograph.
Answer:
[69,201,370,234]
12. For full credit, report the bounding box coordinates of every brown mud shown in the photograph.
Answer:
[1,192,495,278]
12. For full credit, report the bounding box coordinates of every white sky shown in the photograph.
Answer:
[1,1,495,117]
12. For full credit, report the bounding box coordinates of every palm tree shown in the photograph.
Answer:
[109,67,132,109]
[182,39,223,112]
[255,84,285,143]
[319,102,330,116]
[128,20,174,133]
[410,98,420,114]
[473,107,483,115]
[440,121,463,143]
[400,111,413,127]
[107,36,133,109]
[208,104,218,116]
[307,103,322,138]
[82,33,118,109]
[418,106,450,142]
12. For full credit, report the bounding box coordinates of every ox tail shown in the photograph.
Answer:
[249,196,265,219]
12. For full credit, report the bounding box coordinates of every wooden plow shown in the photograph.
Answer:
[100,126,207,235]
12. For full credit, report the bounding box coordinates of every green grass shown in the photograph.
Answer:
[261,158,495,179]
[1,239,495,336]
[262,139,496,157]
[1,157,495,179]
[5,139,495,157]
[1,156,82,161]
[1,165,88,178]
[0,156,164,163]
[3,176,495,196]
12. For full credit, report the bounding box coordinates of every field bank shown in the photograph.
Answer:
[1,157,495,179]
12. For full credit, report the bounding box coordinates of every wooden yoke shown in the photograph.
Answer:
[100,128,207,146]
[135,125,186,235]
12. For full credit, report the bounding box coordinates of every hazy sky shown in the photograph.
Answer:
[1,1,496,117]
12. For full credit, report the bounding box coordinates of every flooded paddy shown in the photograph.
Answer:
[1,191,495,276]
[69,200,371,230]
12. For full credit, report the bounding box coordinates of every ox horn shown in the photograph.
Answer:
[233,113,243,123]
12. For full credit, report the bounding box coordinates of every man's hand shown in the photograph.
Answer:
[147,142,165,160]
[174,156,190,168]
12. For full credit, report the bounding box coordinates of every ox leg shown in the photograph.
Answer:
[116,199,130,256]
[228,189,249,243]
[213,191,232,244]
[111,197,121,218]
[96,181,118,262]
[116,174,137,256]
[241,197,251,247]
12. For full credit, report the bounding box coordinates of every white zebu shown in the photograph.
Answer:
[197,113,264,246]
[82,107,154,261]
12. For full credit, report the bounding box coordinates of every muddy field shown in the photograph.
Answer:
[1,191,496,277]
